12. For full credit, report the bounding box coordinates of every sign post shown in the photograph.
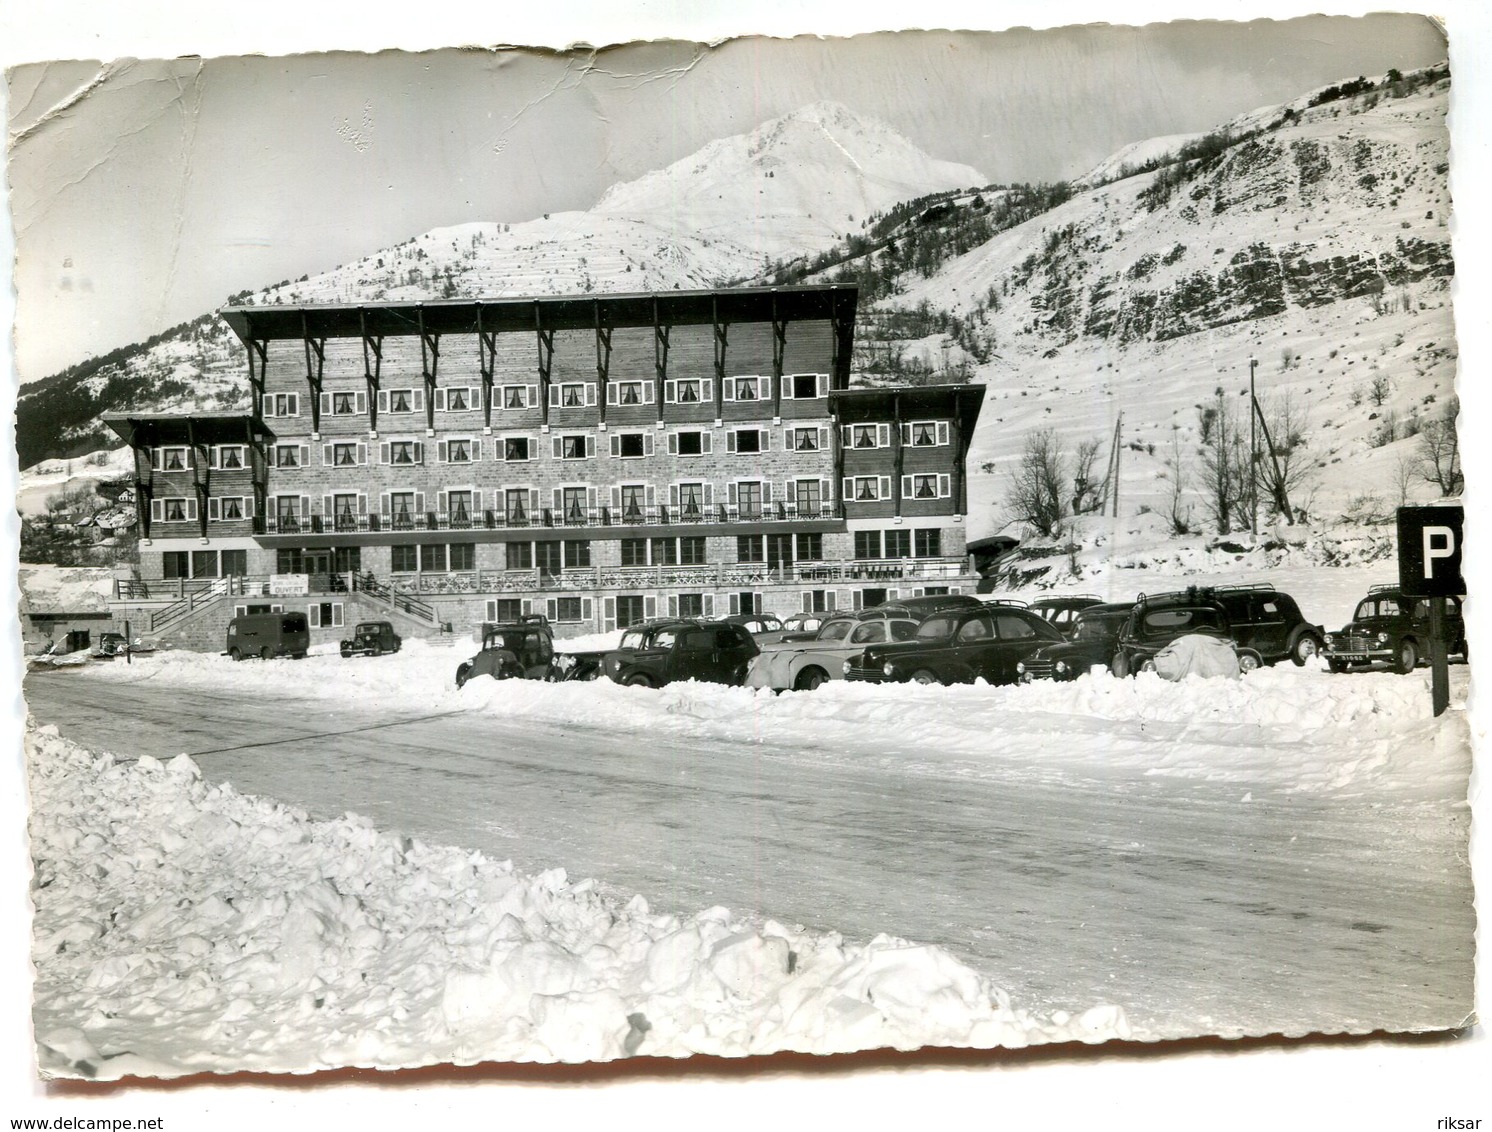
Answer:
[1396,505,1465,717]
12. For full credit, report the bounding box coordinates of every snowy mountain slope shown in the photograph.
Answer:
[16,103,983,469]
[872,66,1455,540]
[595,101,988,261]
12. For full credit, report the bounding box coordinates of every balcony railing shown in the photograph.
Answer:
[259,502,843,535]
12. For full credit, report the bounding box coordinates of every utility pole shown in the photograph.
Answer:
[1248,357,1258,536]
[1111,412,1123,518]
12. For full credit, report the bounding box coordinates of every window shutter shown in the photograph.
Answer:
[411,492,424,515]
[610,434,621,457]
[758,377,770,400]
[603,596,616,631]
[413,389,424,412]
[149,448,161,470]
[729,593,739,615]
[819,426,830,451]
[727,432,737,453]
[703,594,715,617]
[644,596,657,619]
[760,429,771,450]
[586,383,598,406]
[358,494,367,515]
[703,484,714,506]
[665,380,676,403]
[668,433,679,455]
[323,494,334,516]
[901,475,914,499]
[728,482,738,505]
[378,390,389,413]
[842,477,853,500]
[299,445,310,467]
[354,442,367,465]
[782,428,792,449]
[208,498,220,520]
[552,436,563,459]
[826,591,837,611]
[485,600,498,622]
[668,595,678,617]
[723,380,735,402]
[438,491,449,513]
[473,439,485,462]
[879,475,892,500]
[585,436,596,458]
[263,398,276,419]
[762,482,773,504]
[817,374,829,397]
[611,485,621,509]
[582,597,593,621]
[781,379,795,401]
[643,381,654,405]
[470,387,482,410]
[901,423,912,445]
[877,424,890,447]
[469,489,481,512]
[356,391,367,415]
[937,421,950,446]
[552,488,562,511]
[701,432,713,454]
[380,442,391,464]
[434,388,446,411]
[643,433,655,456]
[606,383,619,406]
[547,598,558,620]
[321,392,332,417]
[321,444,333,466]
[670,484,680,506]
[206,447,218,469]
[530,488,540,512]
[549,384,561,407]
[821,477,833,502]
[298,495,310,517]
[333,604,343,628]
[380,492,390,514]
[526,384,538,407]
[287,393,299,416]
[413,442,424,465]
[841,425,852,445]
[801,590,812,611]
[645,484,656,506]
[309,605,321,629]
[939,473,951,498]
[587,486,598,510]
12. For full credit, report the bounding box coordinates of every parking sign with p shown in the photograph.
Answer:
[1397,505,1465,598]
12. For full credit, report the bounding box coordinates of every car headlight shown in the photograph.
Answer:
[843,659,854,674]
[1016,661,1026,674]
[1325,634,1336,646]
[882,662,896,677]
[1377,632,1389,644]
[1055,660,1068,674]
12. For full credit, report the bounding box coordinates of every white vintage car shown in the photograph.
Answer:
[745,611,921,691]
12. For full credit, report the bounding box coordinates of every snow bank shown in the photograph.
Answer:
[27,723,1128,1079]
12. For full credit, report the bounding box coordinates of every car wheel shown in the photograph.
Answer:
[1290,634,1321,666]
[1327,658,1349,674]
[229,647,241,662]
[910,668,940,686]
[1110,650,1130,678]
[1395,638,1419,674]
[455,663,471,689]
[794,667,827,691]
[624,672,655,688]
[371,646,382,658]
[1237,650,1263,674]
[1139,657,1157,673]
[260,646,272,661]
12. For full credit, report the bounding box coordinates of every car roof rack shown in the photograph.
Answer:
[1032,592,1102,602]
[1368,583,1400,594]
[1209,583,1276,594]
[981,597,1031,608]
[1136,585,1226,605]
[517,613,550,625]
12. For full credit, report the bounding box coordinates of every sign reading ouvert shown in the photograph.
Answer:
[1396,504,1465,716]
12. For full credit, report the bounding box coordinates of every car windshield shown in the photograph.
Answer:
[1141,607,1222,636]
[816,621,853,642]
[1073,613,1125,642]
[915,616,956,642]
[618,629,648,650]
[1355,597,1400,620]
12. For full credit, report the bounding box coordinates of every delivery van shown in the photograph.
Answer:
[225,612,310,660]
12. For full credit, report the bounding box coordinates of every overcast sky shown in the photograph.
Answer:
[3,14,1446,382]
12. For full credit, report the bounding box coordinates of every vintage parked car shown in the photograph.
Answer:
[746,609,922,691]
[1323,585,1467,674]
[1016,601,1137,682]
[455,615,556,687]
[92,632,130,658]
[602,619,759,688]
[777,612,831,641]
[1205,584,1324,666]
[718,612,788,643]
[1027,594,1105,638]
[339,620,403,658]
[1109,588,1263,676]
[842,604,1065,687]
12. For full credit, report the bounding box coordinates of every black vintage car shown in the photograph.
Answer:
[340,621,403,658]
[455,615,556,687]
[603,619,760,688]
[1324,585,1467,674]
[842,604,1064,686]
[1027,594,1105,638]
[1017,601,1136,682]
[1205,584,1324,666]
[1110,588,1264,676]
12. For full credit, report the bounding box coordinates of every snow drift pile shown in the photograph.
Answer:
[26,724,1129,1080]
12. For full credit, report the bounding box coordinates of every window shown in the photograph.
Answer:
[389,441,419,466]
[677,482,705,519]
[222,550,248,576]
[734,429,762,454]
[447,490,474,526]
[506,542,533,570]
[504,488,529,522]
[391,545,418,573]
[737,535,765,563]
[617,381,644,405]
[265,392,300,417]
[162,497,189,522]
[503,386,529,409]
[732,377,758,400]
[616,595,647,628]
[796,533,822,561]
[275,445,302,468]
[618,433,645,458]
[852,476,881,501]
[309,602,344,629]
[915,529,943,558]
[995,613,1037,640]
[677,431,703,456]
[679,536,707,566]
[276,549,304,574]
[561,383,585,407]
[450,543,476,571]
[904,473,951,500]
[561,486,587,521]
[767,534,793,569]
[445,387,471,412]
[556,597,585,622]
[387,389,415,414]
[674,379,702,403]
[210,497,247,522]
[620,538,648,567]
[957,617,993,643]
[792,427,820,452]
[885,529,911,558]
[446,438,474,463]
[162,551,189,580]
[536,542,563,576]
[907,420,949,447]
[192,550,219,578]
[913,474,938,499]
[794,479,822,515]
[332,494,359,530]
[216,445,245,469]
[854,531,881,559]
[504,437,532,461]
[492,598,523,622]
[651,538,678,566]
[420,544,447,572]
[677,593,704,618]
[561,435,589,459]
[620,485,645,520]
[386,492,416,529]
[332,391,358,415]
[736,481,763,518]
[852,424,879,449]
[564,540,591,568]
[792,373,819,399]
[330,443,359,467]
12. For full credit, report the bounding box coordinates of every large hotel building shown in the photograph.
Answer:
[104,285,984,644]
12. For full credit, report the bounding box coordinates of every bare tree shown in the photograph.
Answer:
[1198,391,1250,533]
[1418,397,1463,497]
[1392,454,1418,508]
[1254,393,1314,523]
[1164,427,1193,535]
[1071,438,1104,515]
[1007,428,1067,537]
